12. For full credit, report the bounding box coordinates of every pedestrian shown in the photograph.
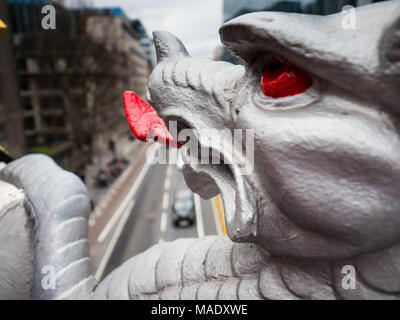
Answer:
[108,139,116,158]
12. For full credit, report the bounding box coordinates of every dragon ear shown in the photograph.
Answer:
[219,1,400,114]
[153,31,189,63]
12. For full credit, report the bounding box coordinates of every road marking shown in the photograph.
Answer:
[160,211,168,233]
[94,198,136,281]
[194,194,205,239]
[97,144,158,243]
[89,140,143,227]
[166,165,173,181]
[164,177,171,190]
[158,165,173,241]
[212,195,226,236]
[215,195,227,235]
[162,192,170,210]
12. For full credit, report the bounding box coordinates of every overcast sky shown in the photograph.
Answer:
[67,0,224,59]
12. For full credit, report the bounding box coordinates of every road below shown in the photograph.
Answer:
[89,145,223,281]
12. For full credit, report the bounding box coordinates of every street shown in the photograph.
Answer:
[89,145,224,281]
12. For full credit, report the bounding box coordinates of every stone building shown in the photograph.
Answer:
[0,0,26,158]
[83,9,150,165]
[131,19,157,69]
[0,2,150,170]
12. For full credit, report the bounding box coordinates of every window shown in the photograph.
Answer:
[22,98,33,111]
[0,122,5,144]
[17,58,27,72]
[19,77,30,90]
[23,116,35,131]
[40,95,63,111]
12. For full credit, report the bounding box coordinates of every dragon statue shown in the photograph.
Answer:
[0,1,399,300]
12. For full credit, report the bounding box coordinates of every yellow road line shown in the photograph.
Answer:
[213,195,226,235]
[0,20,7,38]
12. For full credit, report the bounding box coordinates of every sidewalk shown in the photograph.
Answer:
[87,141,151,269]
[85,135,142,208]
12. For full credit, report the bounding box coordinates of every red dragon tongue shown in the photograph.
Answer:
[123,91,181,148]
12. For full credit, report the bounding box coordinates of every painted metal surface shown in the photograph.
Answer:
[0,1,399,299]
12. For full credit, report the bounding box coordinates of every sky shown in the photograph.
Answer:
[67,0,224,59]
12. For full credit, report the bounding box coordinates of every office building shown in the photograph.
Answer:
[1,2,150,169]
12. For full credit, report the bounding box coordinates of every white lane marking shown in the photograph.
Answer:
[164,177,171,190]
[95,198,136,281]
[164,165,173,190]
[97,144,158,243]
[162,192,170,210]
[159,165,173,240]
[89,141,142,227]
[211,197,224,236]
[160,211,168,233]
[166,164,173,180]
[194,194,205,239]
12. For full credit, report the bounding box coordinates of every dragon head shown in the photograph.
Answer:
[129,1,400,261]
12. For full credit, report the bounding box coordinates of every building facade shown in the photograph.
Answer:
[84,10,150,164]
[131,19,157,69]
[1,2,150,170]
[0,0,27,157]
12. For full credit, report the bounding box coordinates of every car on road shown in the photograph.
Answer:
[172,189,195,227]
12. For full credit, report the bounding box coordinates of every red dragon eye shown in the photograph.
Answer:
[261,56,313,98]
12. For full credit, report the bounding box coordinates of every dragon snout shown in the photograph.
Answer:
[123,31,257,246]
[148,31,245,134]
[123,31,245,148]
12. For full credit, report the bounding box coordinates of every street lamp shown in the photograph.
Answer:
[0,19,6,38]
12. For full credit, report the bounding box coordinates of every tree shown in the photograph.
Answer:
[18,1,135,170]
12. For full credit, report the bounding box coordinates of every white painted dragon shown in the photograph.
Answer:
[0,1,399,299]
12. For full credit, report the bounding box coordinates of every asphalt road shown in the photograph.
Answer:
[92,145,221,281]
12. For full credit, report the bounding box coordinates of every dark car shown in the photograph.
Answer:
[172,189,195,227]
[94,169,109,187]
